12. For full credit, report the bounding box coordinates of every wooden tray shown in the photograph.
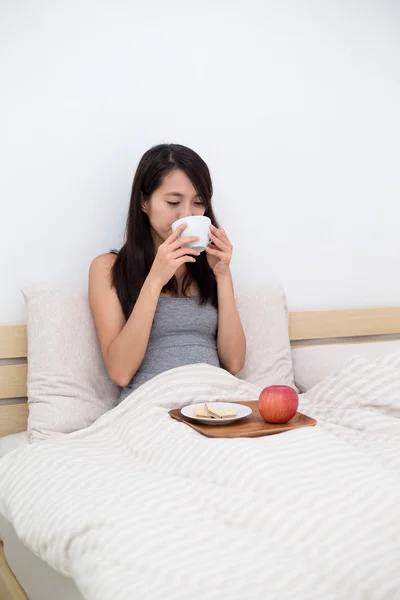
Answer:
[169,400,317,438]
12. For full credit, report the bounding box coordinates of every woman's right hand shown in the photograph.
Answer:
[147,224,200,289]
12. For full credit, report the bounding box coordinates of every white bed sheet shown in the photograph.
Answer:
[0,433,83,600]
[1,360,400,600]
[0,432,29,458]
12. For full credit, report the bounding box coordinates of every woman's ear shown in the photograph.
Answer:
[141,193,148,214]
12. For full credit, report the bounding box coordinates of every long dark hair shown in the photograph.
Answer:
[111,144,220,320]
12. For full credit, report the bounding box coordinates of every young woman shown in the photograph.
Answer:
[89,143,246,402]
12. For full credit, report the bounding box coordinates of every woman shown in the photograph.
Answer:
[89,143,246,402]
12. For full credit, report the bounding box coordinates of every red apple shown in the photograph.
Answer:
[258,385,299,424]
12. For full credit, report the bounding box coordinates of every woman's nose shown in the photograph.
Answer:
[179,208,194,219]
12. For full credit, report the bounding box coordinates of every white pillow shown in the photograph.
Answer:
[23,285,120,443]
[24,283,294,443]
[300,350,400,421]
[376,347,400,369]
[292,340,400,393]
[235,285,295,389]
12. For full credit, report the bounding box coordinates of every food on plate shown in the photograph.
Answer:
[205,403,237,418]
[194,403,237,419]
[258,385,299,424]
[194,406,211,418]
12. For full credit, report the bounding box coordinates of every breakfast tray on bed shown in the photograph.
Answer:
[169,400,317,438]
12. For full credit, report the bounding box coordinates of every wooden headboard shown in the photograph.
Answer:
[0,325,28,438]
[1,306,400,438]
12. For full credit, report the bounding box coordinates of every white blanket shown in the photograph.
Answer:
[1,359,400,600]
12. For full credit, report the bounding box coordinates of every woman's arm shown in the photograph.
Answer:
[89,225,200,387]
[215,271,246,375]
[205,224,246,375]
[89,254,162,387]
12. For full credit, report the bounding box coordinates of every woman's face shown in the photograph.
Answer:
[142,169,206,247]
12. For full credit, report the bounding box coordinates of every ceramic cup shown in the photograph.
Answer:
[171,215,212,253]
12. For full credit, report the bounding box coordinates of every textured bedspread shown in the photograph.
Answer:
[0,357,400,600]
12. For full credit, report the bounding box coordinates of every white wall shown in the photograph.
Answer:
[1,0,399,323]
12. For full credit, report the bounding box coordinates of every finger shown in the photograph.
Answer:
[211,225,231,246]
[170,236,200,251]
[174,247,200,258]
[205,247,231,260]
[221,230,231,245]
[179,255,197,265]
[208,232,231,253]
[166,223,188,244]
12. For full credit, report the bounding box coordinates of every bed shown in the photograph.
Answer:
[1,305,400,600]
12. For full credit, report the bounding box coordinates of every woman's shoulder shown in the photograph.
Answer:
[89,252,118,282]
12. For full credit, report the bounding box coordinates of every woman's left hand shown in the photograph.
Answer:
[205,225,233,277]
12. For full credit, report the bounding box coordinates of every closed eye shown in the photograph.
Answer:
[167,201,204,207]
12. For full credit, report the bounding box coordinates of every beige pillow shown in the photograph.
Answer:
[235,285,295,389]
[23,285,120,443]
[292,341,400,393]
[24,283,294,443]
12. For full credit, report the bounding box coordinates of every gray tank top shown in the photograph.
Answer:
[119,295,220,402]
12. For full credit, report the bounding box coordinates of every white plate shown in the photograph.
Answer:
[181,402,252,425]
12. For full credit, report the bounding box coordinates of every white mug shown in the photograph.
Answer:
[171,215,212,253]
